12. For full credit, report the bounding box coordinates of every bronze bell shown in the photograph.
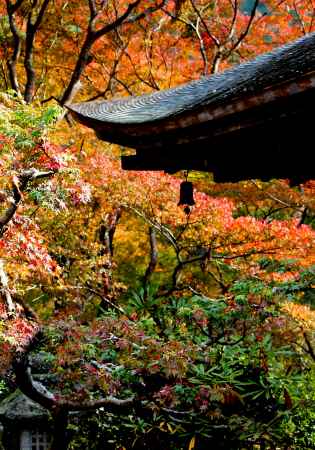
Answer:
[178,181,195,206]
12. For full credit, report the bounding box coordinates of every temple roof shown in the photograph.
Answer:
[0,390,49,423]
[68,32,315,182]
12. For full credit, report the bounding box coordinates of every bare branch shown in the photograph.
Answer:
[0,177,22,231]
[24,0,51,103]
[8,0,25,14]
[302,331,315,361]
[93,0,141,39]
[86,46,127,101]
[211,0,259,72]
[88,0,98,18]
[188,0,220,47]
[98,208,122,296]
[5,0,24,94]
[143,227,158,297]
[226,0,239,42]
[227,0,259,55]
[125,0,166,24]
[250,180,297,208]
[124,205,179,252]
[58,395,135,410]
[0,259,16,315]
[99,208,122,257]
[14,350,136,412]
[292,0,307,35]
[0,169,55,234]
[61,0,140,104]
[33,0,50,30]
[85,285,126,315]
[120,48,160,90]
[62,0,168,104]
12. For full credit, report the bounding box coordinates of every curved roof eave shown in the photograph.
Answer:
[68,31,315,129]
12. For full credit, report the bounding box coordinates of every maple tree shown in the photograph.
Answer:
[0,1,314,449]
[1,0,315,101]
[0,92,314,449]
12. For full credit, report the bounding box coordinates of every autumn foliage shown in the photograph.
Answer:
[0,1,315,449]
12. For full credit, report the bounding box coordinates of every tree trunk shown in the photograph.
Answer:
[50,409,69,450]
[24,23,36,103]
[6,0,22,94]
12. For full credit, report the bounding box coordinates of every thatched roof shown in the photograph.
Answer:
[68,32,315,182]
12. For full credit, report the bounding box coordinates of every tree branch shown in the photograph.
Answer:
[14,348,136,412]
[5,0,24,94]
[211,0,258,72]
[0,259,16,315]
[188,0,220,47]
[61,0,142,105]
[93,0,140,39]
[226,0,238,42]
[61,0,168,105]
[226,0,259,56]
[125,0,166,24]
[24,0,51,103]
[85,285,126,315]
[0,177,22,231]
[98,207,122,296]
[302,331,315,361]
[88,0,98,19]
[0,169,55,234]
[143,227,158,298]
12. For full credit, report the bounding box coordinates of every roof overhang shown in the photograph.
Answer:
[68,32,315,183]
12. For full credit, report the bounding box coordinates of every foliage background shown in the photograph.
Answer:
[0,0,314,448]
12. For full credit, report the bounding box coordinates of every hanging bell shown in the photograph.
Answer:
[178,181,195,206]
